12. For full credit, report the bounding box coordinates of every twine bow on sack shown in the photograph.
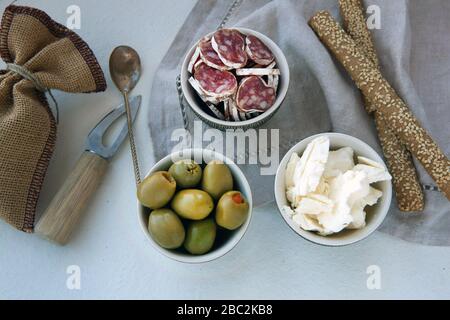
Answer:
[0,5,106,232]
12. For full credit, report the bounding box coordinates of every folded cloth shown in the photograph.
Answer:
[148,0,450,246]
[0,5,106,232]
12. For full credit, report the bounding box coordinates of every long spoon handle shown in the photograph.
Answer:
[124,91,141,185]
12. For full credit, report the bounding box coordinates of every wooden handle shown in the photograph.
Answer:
[35,151,108,245]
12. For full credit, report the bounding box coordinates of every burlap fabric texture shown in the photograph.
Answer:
[0,5,106,232]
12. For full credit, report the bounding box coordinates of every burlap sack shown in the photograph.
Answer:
[0,5,106,232]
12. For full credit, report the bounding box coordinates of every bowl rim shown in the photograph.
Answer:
[180,27,290,128]
[137,148,253,263]
[274,132,392,247]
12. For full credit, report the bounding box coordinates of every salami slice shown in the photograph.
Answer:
[266,61,277,69]
[236,76,276,112]
[212,29,248,69]
[188,46,201,74]
[194,63,237,98]
[245,34,274,66]
[223,100,231,121]
[236,68,280,76]
[205,102,226,120]
[239,111,247,121]
[228,99,241,121]
[199,38,230,71]
[188,77,221,104]
[267,74,279,92]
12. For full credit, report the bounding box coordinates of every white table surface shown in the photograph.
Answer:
[1,0,449,300]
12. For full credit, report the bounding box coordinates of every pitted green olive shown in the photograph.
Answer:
[137,171,176,209]
[216,191,249,230]
[169,160,202,188]
[201,160,233,200]
[171,189,214,220]
[184,219,217,255]
[148,209,185,249]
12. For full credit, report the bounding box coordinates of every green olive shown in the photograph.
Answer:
[216,191,249,230]
[201,160,233,200]
[184,219,217,255]
[169,160,202,189]
[137,171,176,209]
[171,189,214,220]
[148,209,185,249]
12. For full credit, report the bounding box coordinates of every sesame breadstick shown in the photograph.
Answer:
[339,0,424,211]
[309,11,450,201]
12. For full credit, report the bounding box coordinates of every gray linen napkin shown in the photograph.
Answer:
[148,0,450,246]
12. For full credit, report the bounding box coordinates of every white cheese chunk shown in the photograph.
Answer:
[323,147,355,178]
[348,202,367,229]
[319,171,369,233]
[364,187,383,206]
[292,213,326,234]
[353,164,392,184]
[292,136,329,196]
[357,156,385,169]
[315,176,330,196]
[295,194,334,216]
[348,187,382,229]
[282,205,295,217]
[285,152,300,189]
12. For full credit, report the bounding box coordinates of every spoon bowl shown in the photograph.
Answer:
[109,46,142,93]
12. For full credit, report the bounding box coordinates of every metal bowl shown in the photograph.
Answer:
[180,28,290,130]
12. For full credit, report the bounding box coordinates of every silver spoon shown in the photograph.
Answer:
[109,46,142,185]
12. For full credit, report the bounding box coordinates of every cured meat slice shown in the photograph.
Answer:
[212,29,247,69]
[245,34,275,66]
[188,46,201,74]
[228,99,241,121]
[236,76,276,112]
[188,77,221,104]
[267,74,279,92]
[223,100,231,121]
[236,68,280,76]
[239,111,247,121]
[193,59,203,74]
[198,38,230,71]
[266,61,277,69]
[194,63,237,98]
[205,102,225,120]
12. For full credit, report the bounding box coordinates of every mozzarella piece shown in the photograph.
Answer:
[348,202,367,229]
[353,164,392,184]
[319,171,368,233]
[323,147,355,178]
[292,213,326,234]
[315,176,330,196]
[348,187,382,229]
[357,156,385,169]
[364,187,383,206]
[282,205,295,217]
[285,153,300,189]
[292,136,329,196]
[296,194,333,215]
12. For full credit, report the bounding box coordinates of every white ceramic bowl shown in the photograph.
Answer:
[180,28,290,130]
[138,149,253,263]
[274,133,392,246]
